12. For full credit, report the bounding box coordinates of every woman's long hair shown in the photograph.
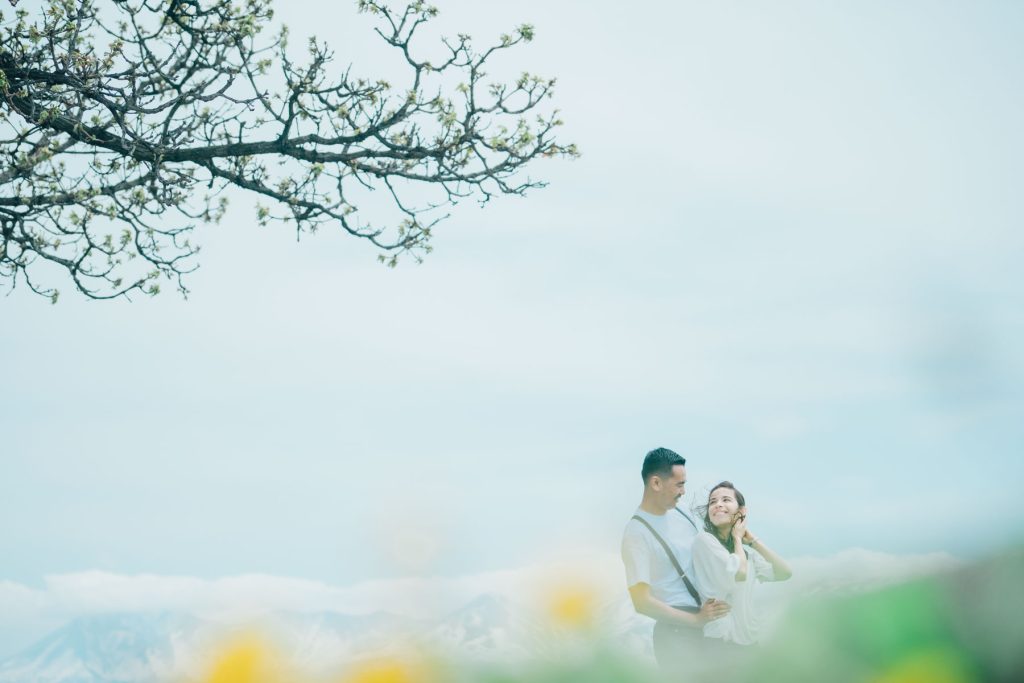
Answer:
[696,481,747,552]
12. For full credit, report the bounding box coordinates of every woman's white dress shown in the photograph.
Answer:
[691,530,775,645]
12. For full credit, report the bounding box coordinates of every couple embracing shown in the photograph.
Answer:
[621,447,793,671]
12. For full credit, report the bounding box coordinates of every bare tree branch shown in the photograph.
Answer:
[0,0,577,301]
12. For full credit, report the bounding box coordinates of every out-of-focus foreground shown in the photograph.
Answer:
[6,548,1019,683]
[187,546,1024,683]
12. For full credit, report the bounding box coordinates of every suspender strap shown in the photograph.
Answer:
[631,514,702,607]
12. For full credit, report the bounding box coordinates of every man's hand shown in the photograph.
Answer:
[698,598,731,624]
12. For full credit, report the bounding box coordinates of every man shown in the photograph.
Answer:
[621,447,730,668]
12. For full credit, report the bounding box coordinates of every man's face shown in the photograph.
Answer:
[655,464,686,511]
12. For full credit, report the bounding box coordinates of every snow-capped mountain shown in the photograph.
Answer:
[0,613,207,683]
[260,610,424,670]
[424,594,534,659]
[0,599,537,683]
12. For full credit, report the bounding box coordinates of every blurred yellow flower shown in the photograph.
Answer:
[548,586,597,630]
[342,658,427,683]
[204,637,284,683]
[871,649,977,683]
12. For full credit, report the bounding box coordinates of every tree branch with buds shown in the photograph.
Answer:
[0,0,577,301]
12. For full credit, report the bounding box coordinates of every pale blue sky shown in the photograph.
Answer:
[2,0,1023,591]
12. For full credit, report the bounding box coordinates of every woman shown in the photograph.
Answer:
[691,481,792,646]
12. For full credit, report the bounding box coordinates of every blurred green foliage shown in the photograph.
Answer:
[730,548,1023,683]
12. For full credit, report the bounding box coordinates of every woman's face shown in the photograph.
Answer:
[707,487,741,528]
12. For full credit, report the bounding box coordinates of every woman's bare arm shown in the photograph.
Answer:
[743,534,792,581]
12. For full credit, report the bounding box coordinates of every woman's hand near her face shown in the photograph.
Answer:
[731,514,747,543]
[738,507,757,544]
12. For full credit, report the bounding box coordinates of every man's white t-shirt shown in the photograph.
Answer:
[621,507,702,610]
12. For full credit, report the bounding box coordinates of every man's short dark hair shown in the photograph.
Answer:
[641,447,686,483]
